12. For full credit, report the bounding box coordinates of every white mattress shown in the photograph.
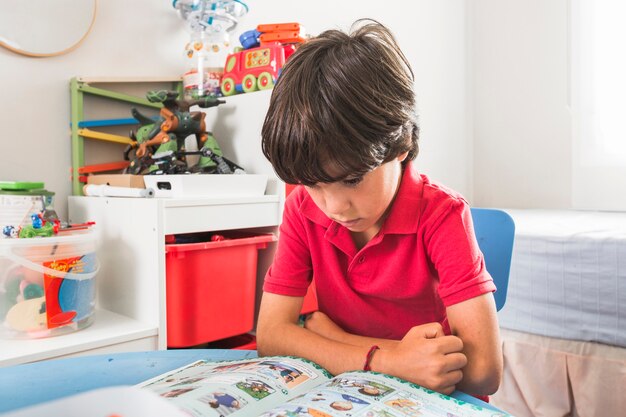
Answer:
[497,209,626,348]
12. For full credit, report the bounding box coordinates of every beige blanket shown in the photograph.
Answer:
[491,328,626,417]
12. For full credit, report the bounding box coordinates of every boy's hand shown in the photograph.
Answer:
[375,323,467,395]
[303,312,465,393]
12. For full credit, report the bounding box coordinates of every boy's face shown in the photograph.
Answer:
[304,153,408,238]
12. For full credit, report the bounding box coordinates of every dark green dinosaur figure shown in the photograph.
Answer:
[124,90,242,175]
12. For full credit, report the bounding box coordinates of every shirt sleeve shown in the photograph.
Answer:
[262,190,313,296]
[424,198,496,307]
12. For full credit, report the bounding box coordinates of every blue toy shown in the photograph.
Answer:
[239,29,261,49]
[30,214,43,229]
[2,225,17,238]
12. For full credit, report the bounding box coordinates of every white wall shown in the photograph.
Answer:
[470,0,572,208]
[0,0,469,220]
[0,0,188,219]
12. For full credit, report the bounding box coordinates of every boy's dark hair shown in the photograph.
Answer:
[261,19,419,186]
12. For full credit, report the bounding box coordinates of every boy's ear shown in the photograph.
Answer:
[397,151,410,162]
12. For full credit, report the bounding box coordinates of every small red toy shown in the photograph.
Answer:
[220,43,295,96]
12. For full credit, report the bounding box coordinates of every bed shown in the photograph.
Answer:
[489,209,626,417]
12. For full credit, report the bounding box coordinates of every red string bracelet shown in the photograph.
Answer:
[363,345,380,371]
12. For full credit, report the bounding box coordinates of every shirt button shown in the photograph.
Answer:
[358,256,365,263]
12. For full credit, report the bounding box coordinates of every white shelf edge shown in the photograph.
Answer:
[77,76,182,83]
[162,194,280,207]
[71,195,279,207]
[0,309,157,368]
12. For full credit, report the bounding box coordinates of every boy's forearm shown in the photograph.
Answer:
[259,317,469,395]
[455,363,501,396]
[257,320,374,376]
[257,294,466,394]
[327,331,400,350]
[256,293,373,376]
[303,311,399,350]
[452,335,503,396]
[447,294,503,396]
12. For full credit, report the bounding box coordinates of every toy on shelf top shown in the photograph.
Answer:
[2,213,95,239]
[241,23,306,49]
[1,182,56,238]
[124,89,244,176]
[0,181,96,239]
[173,0,248,36]
[220,22,306,96]
[173,0,249,99]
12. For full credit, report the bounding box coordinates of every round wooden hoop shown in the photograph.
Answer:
[0,0,98,58]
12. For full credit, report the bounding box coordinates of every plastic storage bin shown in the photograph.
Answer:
[165,232,276,348]
[0,230,99,339]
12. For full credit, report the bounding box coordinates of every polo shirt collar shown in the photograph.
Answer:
[299,195,352,255]
[381,162,423,234]
[299,162,423,236]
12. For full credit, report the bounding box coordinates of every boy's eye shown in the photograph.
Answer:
[342,177,364,187]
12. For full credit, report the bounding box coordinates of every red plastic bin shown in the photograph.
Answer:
[165,233,276,348]
[208,333,257,350]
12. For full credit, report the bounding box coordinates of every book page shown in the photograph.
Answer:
[258,371,512,417]
[137,356,332,417]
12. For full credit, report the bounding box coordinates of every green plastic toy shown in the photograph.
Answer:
[123,90,244,175]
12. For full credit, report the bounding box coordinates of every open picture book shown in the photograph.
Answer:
[136,355,511,417]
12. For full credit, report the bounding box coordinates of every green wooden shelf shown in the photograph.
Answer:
[70,77,182,195]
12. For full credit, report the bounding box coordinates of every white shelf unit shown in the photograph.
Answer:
[0,88,282,367]
[67,194,281,350]
[0,310,157,367]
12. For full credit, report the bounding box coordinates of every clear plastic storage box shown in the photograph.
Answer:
[0,230,99,339]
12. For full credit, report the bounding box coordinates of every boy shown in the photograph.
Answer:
[256,19,502,397]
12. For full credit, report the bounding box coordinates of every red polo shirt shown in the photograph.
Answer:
[263,164,495,340]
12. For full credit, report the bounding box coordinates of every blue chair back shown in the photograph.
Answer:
[470,208,515,311]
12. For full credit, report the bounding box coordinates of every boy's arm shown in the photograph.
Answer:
[257,292,367,371]
[294,296,502,397]
[446,292,503,396]
[256,292,467,395]
[303,311,400,349]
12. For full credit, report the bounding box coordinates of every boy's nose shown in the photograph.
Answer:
[323,192,351,216]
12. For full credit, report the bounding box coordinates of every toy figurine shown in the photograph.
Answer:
[18,213,58,238]
[124,90,244,175]
[1,213,92,239]
[2,225,17,238]
[30,213,43,229]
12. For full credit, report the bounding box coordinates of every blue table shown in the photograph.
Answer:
[0,349,500,414]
